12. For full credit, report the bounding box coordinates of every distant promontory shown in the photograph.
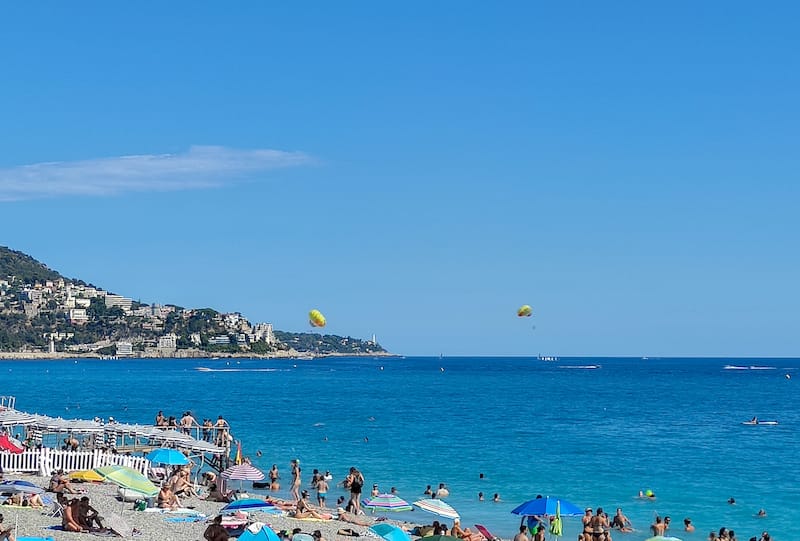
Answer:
[0,246,387,358]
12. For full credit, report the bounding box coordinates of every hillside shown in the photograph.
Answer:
[0,246,386,356]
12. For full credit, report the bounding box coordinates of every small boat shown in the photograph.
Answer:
[537,355,558,361]
[295,355,314,361]
[742,419,778,426]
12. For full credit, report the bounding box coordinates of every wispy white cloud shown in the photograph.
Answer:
[0,145,312,202]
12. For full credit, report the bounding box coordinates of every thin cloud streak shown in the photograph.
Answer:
[0,146,312,201]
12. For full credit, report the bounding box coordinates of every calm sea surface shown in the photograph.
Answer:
[2,356,798,540]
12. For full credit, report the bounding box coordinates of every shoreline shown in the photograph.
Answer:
[0,351,401,361]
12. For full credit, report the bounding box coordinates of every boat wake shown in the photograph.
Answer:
[195,367,285,372]
[724,365,777,370]
[558,365,601,370]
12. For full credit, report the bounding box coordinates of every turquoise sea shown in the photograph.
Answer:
[2,356,798,540]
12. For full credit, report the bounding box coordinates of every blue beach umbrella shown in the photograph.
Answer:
[239,525,281,541]
[511,496,583,517]
[370,523,412,541]
[221,498,275,513]
[146,447,189,466]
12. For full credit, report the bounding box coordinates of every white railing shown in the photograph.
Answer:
[0,448,150,476]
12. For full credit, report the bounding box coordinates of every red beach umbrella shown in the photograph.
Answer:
[0,433,23,453]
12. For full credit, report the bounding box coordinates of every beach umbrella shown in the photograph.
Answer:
[370,523,412,541]
[104,512,134,537]
[511,496,583,517]
[221,498,275,513]
[146,447,189,466]
[94,465,158,497]
[363,494,413,512]
[549,500,563,537]
[413,499,460,520]
[423,536,460,541]
[0,480,44,494]
[221,463,265,491]
[68,469,105,483]
[239,523,281,541]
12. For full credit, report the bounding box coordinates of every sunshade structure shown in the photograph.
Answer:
[370,523,412,541]
[221,499,275,513]
[363,494,413,512]
[221,464,265,482]
[239,524,281,541]
[0,433,23,453]
[511,496,583,517]
[31,415,103,434]
[0,480,44,494]
[94,465,158,498]
[145,448,189,466]
[0,409,36,427]
[104,512,134,537]
[68,470,105,483]
[413,499,460,520]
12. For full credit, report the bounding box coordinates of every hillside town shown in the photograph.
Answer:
[0,247,386,358]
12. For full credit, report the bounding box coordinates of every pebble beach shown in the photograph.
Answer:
[2,474,409,541]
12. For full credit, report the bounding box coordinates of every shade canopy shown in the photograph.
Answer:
[370,523,412,541]
[221,464,265,481]
[0,409,36,427]
[221,498,275,513]
[363,494,413,512]
[239,525,281,541]
[94,465,159,497]
[146,448,189,466]
[413,499,460,520]
[511,496,583,517]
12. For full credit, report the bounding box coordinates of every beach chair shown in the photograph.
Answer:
[44,499,64,518]
[475,524,501,541]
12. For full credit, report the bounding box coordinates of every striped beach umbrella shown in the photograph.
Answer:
[413,498,460,520]
[221,463,265,481]
[363,494,413,512]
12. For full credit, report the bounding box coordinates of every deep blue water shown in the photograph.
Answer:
[2,356,798,540]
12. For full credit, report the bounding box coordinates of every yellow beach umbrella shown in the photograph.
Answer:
[68,469,104,482]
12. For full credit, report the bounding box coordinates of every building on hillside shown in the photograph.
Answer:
[253,323,275,344]
[116,341,133,356]
[69,309,89,325]
[189,333,202,346]
[157,333,178,350]
[105,294,133,313]
[209,335,231,345]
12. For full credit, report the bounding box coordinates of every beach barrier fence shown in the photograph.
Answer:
[0,448,150,476]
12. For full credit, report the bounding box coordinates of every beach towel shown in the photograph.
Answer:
[17,537,55,541]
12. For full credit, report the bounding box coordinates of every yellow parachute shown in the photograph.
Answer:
[517,305,533,317]
[308,309,326,328]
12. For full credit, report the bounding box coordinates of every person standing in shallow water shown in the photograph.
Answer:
[290,459,302,501]
[270,464,280,491]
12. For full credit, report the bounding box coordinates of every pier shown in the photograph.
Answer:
[0,396,230,477]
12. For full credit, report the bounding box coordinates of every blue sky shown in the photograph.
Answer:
[1,2,798,356]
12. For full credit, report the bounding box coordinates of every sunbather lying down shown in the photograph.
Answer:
[336,510,371,526]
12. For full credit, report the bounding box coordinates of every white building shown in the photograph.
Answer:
[253,323,275,344]
[157,333,178,350]
[105,294,133,313]
[209,335,231,345]
[69,308,89,325]
[116,342,133,356]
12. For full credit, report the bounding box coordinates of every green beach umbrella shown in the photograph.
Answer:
[549,500,563,537]
[94,464,159,497]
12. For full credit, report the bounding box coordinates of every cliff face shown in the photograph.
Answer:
[0,247,386,355]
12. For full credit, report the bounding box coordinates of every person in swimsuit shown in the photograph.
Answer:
[348,467,364,514]
[591,508,609,541]
[650,516,666,537]
[270,464,280,491]
[316,476,329,507]
[611,508,632,532]
[291,459,302,501]
[582,508,594,539]
[294,491,326,519]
